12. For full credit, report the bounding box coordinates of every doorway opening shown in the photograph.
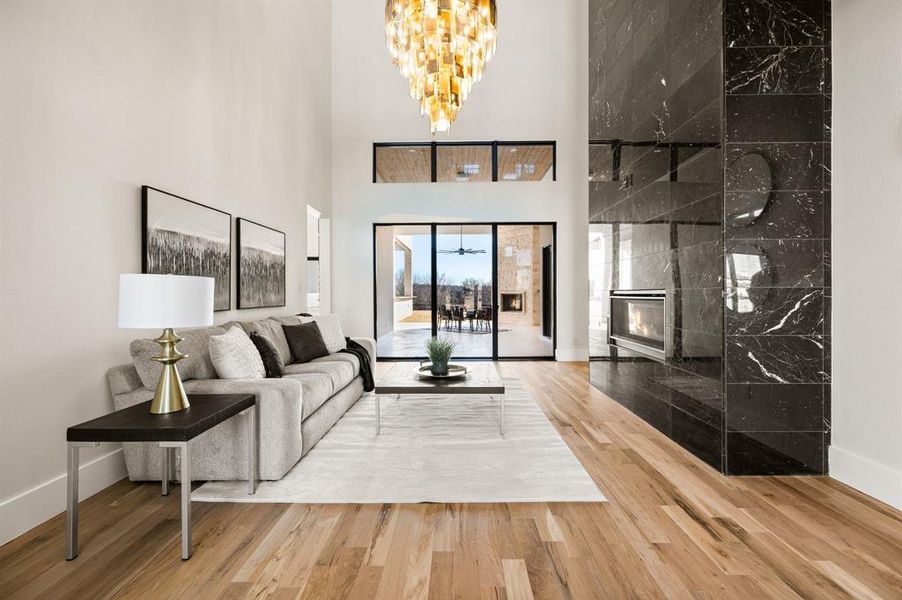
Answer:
[373,222,556,360]
[306,206,321,315]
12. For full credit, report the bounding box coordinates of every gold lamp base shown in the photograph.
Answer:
[150,328,190,414]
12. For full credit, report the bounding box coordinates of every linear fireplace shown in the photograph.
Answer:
[608,290,666,360]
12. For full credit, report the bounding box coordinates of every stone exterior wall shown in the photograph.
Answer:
[498,225,541,327]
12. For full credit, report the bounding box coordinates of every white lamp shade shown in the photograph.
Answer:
[118,274,215,329]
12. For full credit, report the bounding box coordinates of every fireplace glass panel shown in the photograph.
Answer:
[501,293,523,311]
[610,296,665,352]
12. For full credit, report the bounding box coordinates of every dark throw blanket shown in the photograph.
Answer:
[341,338,374,392]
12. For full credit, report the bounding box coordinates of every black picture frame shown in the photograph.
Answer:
[142,185,232,311]
[237,218,286,309]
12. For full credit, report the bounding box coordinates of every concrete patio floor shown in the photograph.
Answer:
[376,325,553,358]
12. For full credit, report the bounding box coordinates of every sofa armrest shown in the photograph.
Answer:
[108,364,144,397]
[350,337,377,368]
[184,377,304,479]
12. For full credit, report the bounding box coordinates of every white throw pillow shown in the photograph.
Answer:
[208,326,265,379]
[300,314,346,354]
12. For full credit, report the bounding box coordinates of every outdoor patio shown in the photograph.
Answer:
[376,324,552,358]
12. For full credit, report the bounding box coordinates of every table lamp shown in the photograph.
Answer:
[118,274,214,414]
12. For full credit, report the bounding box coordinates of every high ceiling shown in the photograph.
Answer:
[375,146,431,183]
[496,145,553,182]
[436,146,492,182]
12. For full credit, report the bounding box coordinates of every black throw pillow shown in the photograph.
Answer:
[283,322,330,364]
[249,332,284,378]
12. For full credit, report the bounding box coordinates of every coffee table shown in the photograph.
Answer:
[374,362,506,435]
[65,394,256,561]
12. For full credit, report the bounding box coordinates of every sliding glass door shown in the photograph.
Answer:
[374,225,433,358]
[435,224,494,358]
[373,223,556,360]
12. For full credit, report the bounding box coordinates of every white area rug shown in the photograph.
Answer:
[193,378,605,504]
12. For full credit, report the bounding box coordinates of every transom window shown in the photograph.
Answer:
[373,141,556,183]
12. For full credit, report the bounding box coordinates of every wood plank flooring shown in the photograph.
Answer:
[1,362,901,599]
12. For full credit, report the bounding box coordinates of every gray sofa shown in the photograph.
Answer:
[107,315,375,482]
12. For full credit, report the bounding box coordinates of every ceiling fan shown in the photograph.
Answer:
[438,226,486,256]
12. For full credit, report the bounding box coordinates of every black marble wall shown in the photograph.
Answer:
[588,0,726,471]
[588,0,831,475]
[723,0,831,474]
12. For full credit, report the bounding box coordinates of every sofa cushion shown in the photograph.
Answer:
[283,373,333,419]
[107,364,143,396]
[209,326,265,379]
[219,320,245,333]
[300,314,346,354]
[283,358,355,392]
[242,319,292,365]
[269,315,302,326]
[130,326,225,390]
[311,352,360,378]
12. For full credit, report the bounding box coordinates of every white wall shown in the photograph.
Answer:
[0,0,332,543]
[330,0,589,360]
[831,0,902,509]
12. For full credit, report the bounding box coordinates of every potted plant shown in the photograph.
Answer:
[425,337,455,376]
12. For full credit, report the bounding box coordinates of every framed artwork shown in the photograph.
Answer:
[237,218,286,309]
[142,186,232,311]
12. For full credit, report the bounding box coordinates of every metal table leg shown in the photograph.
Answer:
[65,444,79,560]
[162,441,191,560]
[500,394,505,436]
[247,405,256,495]
[161,447,170,496]
[179,443,191,560]
[66,441,99,560]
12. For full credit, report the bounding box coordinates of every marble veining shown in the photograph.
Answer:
[726,47,824,95]
[726,143,824,191]
[725,239,824,288]
[589,0,725,471]
[727,336,826,384]
[722,0,830,476]
[725,191,824,239]
[726,95,824,143]
[727,287,824,336]
[725,0,824,48]
[590,0,830,475]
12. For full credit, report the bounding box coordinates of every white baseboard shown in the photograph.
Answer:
[555,348,589,362]
[830,445,902,510]
[0,448,127,546]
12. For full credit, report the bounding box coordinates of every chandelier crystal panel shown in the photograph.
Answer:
[385,0,497,134]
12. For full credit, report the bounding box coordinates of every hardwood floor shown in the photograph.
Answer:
[1,362,901,599]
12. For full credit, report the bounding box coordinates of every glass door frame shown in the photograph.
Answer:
[372,221,557,361]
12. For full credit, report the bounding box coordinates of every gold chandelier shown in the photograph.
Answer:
[385,0,497,134]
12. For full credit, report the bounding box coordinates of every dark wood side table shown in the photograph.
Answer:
[65,394,256,561]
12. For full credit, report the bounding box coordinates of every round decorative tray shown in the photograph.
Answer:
[417,363,470,380]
